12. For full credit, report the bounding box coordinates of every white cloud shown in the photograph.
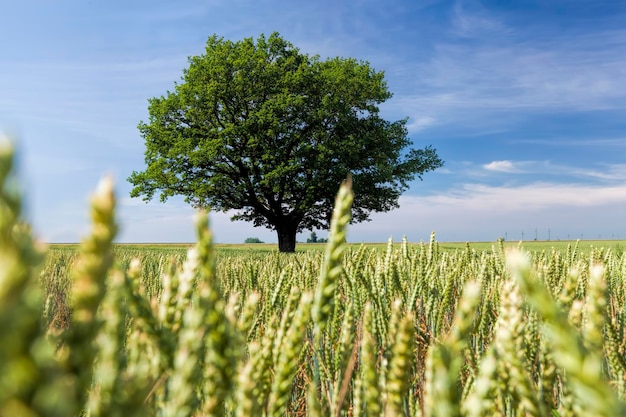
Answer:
[483,160,520,173]
[406,116,436,132]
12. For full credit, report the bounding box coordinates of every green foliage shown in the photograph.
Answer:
[244,237,264,244]
[128,32,443,252]
[307,231,328,243]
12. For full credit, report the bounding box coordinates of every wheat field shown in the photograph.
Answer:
[2,141,626,416]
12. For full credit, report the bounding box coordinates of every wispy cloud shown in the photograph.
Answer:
[574,164,626,181]
[430,182,626,210]
[407,116,437,132]
[412,38,626,111]
[451,0,512,38]
[510,138,626,148]
[388,5,626,134]
[483,160,522,173]
[111,3,215,23]
[452,159,626,183]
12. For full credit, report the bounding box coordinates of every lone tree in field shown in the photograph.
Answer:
[128,33,443,252]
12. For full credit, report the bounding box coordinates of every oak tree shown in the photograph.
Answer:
[128,33,443,252]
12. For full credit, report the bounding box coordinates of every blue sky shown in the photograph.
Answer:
[2,0,626,244]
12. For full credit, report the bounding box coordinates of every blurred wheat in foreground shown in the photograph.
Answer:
[3,140,626,416]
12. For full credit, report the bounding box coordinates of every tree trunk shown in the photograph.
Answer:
[276,223,298,253]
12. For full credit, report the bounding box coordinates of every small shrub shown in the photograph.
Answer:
[244,237,264,244]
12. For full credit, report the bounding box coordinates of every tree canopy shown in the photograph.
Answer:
[128,33,443,252]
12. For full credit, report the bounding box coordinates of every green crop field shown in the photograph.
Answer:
[4,144,626,416]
